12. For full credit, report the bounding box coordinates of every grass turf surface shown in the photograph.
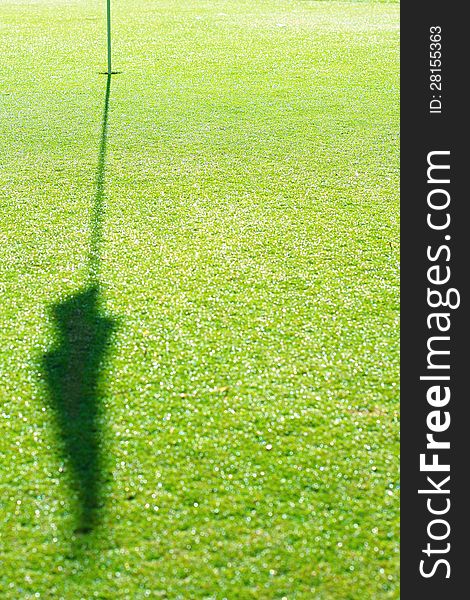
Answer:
[0,0,399,597]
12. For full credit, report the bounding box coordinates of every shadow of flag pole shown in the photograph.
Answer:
[41,75,117,535]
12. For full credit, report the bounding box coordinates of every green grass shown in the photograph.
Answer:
[0,1,399,598]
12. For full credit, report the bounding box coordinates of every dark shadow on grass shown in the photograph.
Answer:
[42,287,115,533]
[41,74,117,534]
[89,74,111,282]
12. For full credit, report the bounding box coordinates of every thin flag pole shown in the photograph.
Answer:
[107,0,111,74]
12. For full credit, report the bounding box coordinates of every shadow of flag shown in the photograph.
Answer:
[42,284,116,533]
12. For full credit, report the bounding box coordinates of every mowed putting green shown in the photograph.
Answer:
[0,1,399,598]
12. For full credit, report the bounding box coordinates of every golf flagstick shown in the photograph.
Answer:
[107,0,111,74]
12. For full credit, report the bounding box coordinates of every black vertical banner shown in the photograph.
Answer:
[401,2,467,598]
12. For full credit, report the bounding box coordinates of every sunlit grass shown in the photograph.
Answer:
[0,1,399,597]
